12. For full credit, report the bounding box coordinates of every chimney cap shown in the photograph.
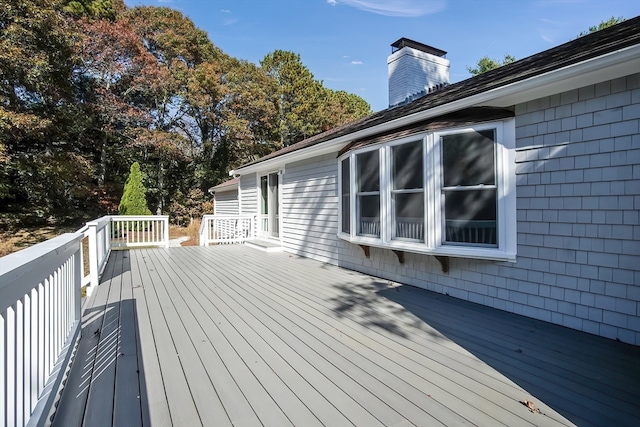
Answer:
[391,38,447,57]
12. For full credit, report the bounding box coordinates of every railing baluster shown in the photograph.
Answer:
[6,305,16,427]
[0,312,5,427]
[37,283,44,397]
[16,298,24,427]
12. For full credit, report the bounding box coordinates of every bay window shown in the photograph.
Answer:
[337,120,516,261]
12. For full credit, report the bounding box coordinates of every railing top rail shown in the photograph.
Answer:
[112,215,169,220]
[0,232,83,313]
[202,214,256,219]
[86,215,112,228]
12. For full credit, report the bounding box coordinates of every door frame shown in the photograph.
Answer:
[257,170,282,241]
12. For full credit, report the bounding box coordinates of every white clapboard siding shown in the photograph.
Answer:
[240,174,257,215]
[214,190,240,216]
[282,154,339,264]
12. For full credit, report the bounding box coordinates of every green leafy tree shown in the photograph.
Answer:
[261,50,325,146]
[119,162,151,215]
[577,16,625,37]
[467,54,516,76]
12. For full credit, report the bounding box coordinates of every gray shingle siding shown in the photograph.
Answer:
[274,74,640,345]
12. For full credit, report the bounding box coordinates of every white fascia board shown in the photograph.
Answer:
[231,44,640,176]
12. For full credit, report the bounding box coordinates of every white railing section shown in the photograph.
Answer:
[110,215,169,249]
[199,215,255,246]
[0,214,169,427]
[0,233,83,427]
[81,216,112,297]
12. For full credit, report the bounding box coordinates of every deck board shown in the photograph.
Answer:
[55,245,640,427]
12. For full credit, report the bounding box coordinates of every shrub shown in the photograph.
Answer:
[118,162,151,216]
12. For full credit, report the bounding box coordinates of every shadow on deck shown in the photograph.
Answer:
[53,245,640,427]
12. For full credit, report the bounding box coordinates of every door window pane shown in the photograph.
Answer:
[260,176,268,215]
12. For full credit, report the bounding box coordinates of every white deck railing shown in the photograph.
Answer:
[0,214,169,427]
[110,215,169,249]
[1,233,83,427]
[199,215,255,246]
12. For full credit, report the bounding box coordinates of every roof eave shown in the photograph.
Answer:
[231,44,640,176]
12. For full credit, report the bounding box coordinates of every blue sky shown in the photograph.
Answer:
[123,0,639,112]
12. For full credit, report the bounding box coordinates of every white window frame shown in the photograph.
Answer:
[337,119,517,262]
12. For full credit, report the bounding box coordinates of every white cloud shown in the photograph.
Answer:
[220,9,231,13]
[351,60,363,65]
[329,0,445,17]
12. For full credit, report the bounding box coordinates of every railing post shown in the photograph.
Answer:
[87,221,99,297]
[163,216,169,248]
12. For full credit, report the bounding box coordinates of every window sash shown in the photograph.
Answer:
[341,158,350,233]
[355,149,381,238]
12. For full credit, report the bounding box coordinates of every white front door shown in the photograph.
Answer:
[260,172,279,238]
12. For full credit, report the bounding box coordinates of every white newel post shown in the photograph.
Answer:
[163,216,170,248]
[87,221,99,296]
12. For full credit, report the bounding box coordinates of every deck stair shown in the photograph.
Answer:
[245,238,283,252]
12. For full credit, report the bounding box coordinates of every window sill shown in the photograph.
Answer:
[337,233,516,263]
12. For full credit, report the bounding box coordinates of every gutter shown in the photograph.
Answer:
[231,44,640,176]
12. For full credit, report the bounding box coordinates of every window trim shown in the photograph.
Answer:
[337,119,517,262]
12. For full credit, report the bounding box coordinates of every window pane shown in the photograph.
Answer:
[442,130,495,187]
[341,159,350,233]
[260,175,268,214]
[358,195,380,237]
[394,192,424,241]
[393,140,423,190]
[357,150,379,192]
[444,189,497,245]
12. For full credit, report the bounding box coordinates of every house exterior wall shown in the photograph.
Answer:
[213,190,239,215]
[274,74,640,345]
[281,154,339,264]
[239,173,257,214]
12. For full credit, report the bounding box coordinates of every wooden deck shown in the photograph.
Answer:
[53,245,640,427]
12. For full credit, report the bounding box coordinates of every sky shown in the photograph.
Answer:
[123,0,640,112]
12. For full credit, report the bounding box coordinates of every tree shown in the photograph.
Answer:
[119,162,151,215]
[261,50,324,146]
[577,16,625,38]
[467,54,516,76]
[318,89,371,132]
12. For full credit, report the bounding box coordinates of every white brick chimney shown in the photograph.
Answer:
[388,38,450,108]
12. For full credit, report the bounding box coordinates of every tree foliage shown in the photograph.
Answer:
[119,162,151,215]
[467,54,516,76]
[0,0,372,227]
[577,16,625,38]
